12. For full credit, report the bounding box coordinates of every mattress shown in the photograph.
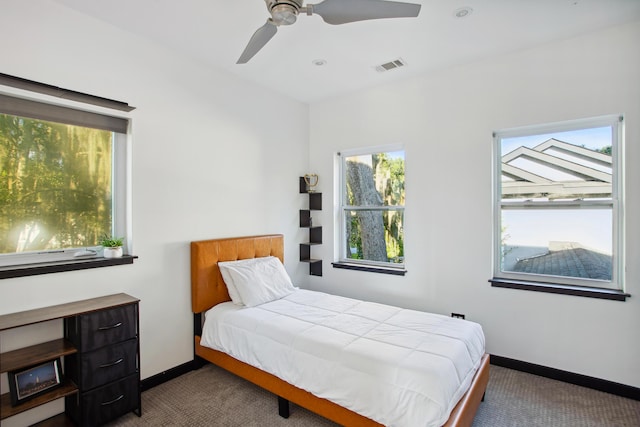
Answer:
[200,289,485,427]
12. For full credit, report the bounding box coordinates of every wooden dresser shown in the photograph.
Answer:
[0,293,141,426]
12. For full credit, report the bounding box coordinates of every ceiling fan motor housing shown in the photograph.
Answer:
[265,0,304,25]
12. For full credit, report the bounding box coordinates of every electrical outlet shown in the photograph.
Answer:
[451,313,466,320]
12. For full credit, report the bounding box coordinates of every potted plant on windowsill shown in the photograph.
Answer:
[99,236,124,259]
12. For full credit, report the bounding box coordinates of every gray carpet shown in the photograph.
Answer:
[110,364,640,426]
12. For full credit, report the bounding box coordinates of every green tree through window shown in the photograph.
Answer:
[0,115,113,254]
[341,149,405,268]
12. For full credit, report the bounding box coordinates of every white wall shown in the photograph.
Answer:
[1,1,638,424]
[308,20,640,388]
[0,1,308,424]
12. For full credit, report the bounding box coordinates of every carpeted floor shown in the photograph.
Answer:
[110,364,640,426]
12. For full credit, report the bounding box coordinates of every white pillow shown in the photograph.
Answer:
[218,256,295,307]
[219,257,276,305]
[218,259,249,305]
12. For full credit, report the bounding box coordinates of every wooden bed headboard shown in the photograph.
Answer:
[190,234,284,314]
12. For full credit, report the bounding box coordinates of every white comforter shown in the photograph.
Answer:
[201,289,485,427]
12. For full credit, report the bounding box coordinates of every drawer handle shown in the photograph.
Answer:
[100,358,124,368]
[101,394,125,406]
[98,322,122,331]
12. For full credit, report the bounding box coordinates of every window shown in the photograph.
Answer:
[493,115,623,292]
[0,93,130,267]
[336,146,405,273]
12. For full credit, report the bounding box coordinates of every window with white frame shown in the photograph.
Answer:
[0,92,131,267]
[493,115,623,291]
[337,147,405,272]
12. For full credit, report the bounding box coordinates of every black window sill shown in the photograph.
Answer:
[332,262,406,276]
[0,255,138,279]
[489,278,630,301]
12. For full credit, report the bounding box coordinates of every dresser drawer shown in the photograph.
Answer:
[66,304,137,351]
[67,373,140,426]
[67,338,138,390]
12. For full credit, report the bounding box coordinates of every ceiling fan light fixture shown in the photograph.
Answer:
[271,4,298,25]
[266,0,303,25]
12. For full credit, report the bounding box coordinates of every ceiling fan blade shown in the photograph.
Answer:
[311,0,420,25]
[237,19,278,64]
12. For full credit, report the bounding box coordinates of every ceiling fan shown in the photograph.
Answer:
[237,0,422,64]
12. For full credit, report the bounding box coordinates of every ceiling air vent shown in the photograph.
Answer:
[375,58,406,73]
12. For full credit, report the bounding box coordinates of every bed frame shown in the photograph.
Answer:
[191,234,490,427]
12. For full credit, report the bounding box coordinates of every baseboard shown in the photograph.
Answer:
[490,354,640,401]
[140,360,198,392]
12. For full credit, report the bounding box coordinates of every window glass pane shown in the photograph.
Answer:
[501,209,612,281]
[501,127,612,201]
[495,116,622,289]
[344,209,404,264]
[344,151,405,207]
[0,114,113,254]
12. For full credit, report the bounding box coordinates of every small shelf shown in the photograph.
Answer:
[0,379,78,420]
[0,293,139,331]
[299,244,323,276]
[299,210,312,228]
[299,244,312,261]
[308,227,322,244]
[300,259,323,276]
[1,339,77,373]
[308,193,322,210]
[299,177,322,276]
[31,413,77,427]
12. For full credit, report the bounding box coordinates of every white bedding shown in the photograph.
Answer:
[200,289,485,427]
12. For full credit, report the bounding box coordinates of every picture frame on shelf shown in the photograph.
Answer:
[8,358,63,406]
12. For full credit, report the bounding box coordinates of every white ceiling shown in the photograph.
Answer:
[54,0,640,104]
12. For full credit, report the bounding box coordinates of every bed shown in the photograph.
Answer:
[191,234,490,427]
